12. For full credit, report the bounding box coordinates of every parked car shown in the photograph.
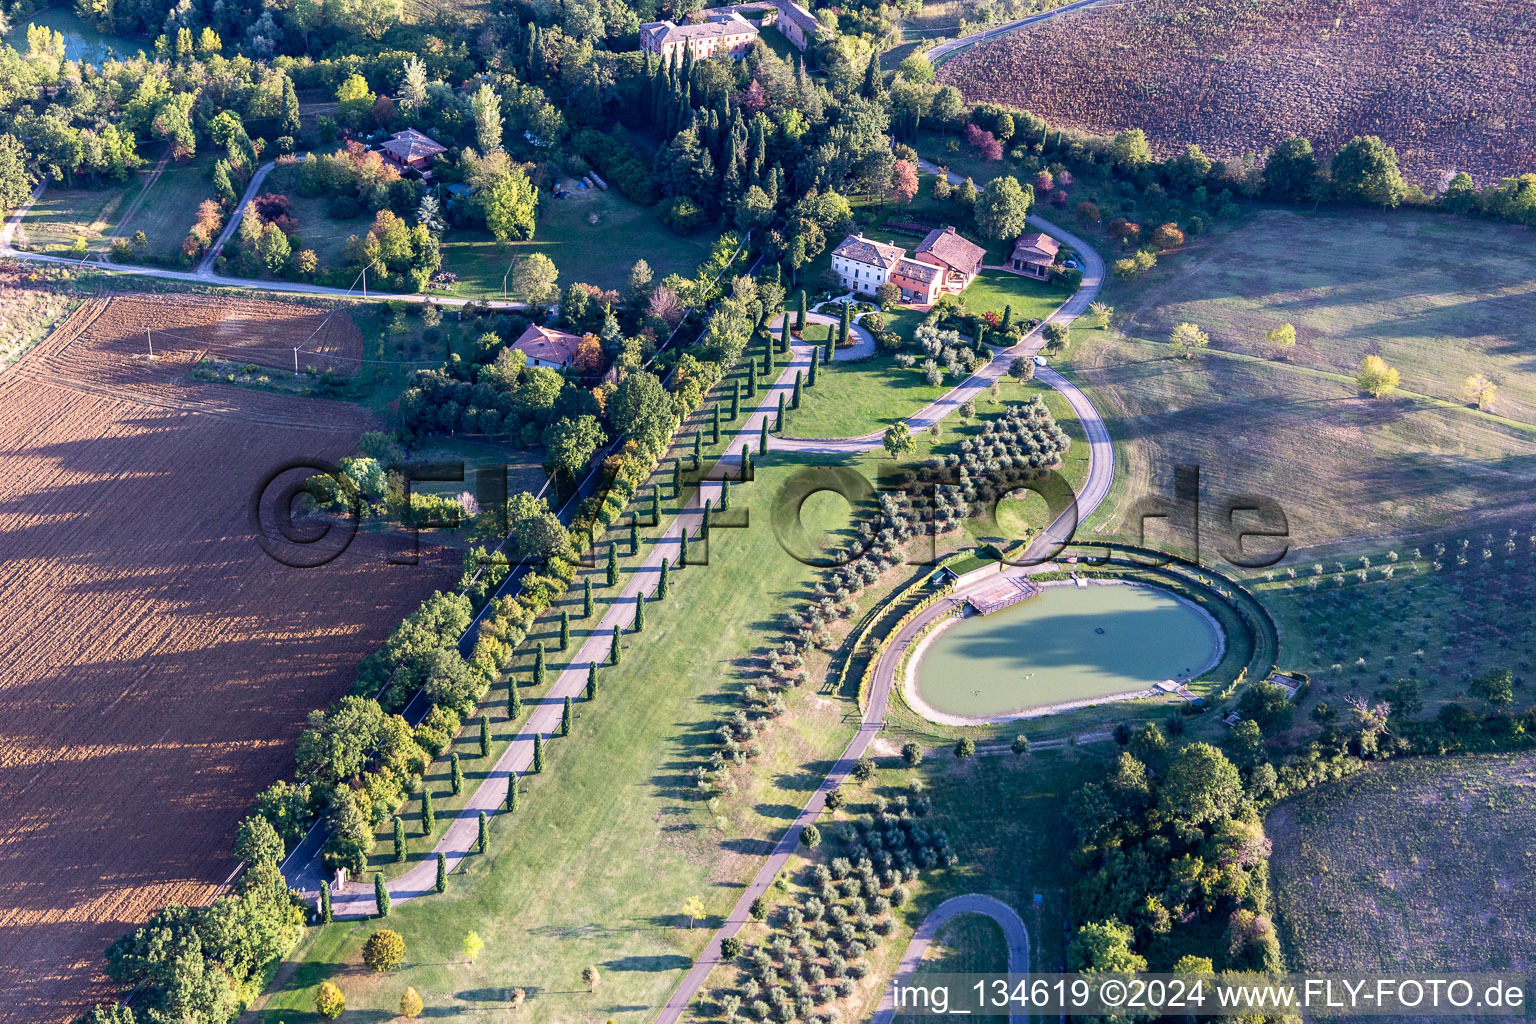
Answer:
[1033,355,1048,367]
[1061,258,1081,270]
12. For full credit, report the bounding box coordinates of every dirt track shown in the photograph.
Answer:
[0,294,456,1023]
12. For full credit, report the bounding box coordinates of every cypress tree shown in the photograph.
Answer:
[652,486,661,519]
[741,445,752,481]
[779,315,790,354]
[477,811,488,854]
[422,787,435,834]
[760,414,769,452]
[375,873,390,918]
[633,589,645,633]
[658,558,671,598]
[792,371,803,409]
[451,752,464,795]
[561,695,573,736]
[711,403,721,443]
[480,713,491,757]
[534,642,546,687]
[721,477,732,511]
[747,359,758,398]
[532,732,545,772]
[808,346,819,386]
[607,544,618,586]
[319,880,332,923]
[586,664,598,700]
[776,393,785,430]
[702,500,712,538]
[692,430,702,468]
[673,458,682,494]
[837,302,849,354]
[393,816,406,862]
[795,291,806,331]
[730,379,740,419]
[506,771,519,811]
[583,578,594,617]
[679,528,690,567]
[436,852,447,892]
[1001,304,1013,335]
[509,677,522,718]
[763,330,773,372]
[610,625,622,664]
[559,609,570,650]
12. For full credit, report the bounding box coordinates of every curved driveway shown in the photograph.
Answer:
[871,895,1032,1024]
[653,207,1111,1024]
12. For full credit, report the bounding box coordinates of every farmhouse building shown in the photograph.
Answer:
[511,325,585,369]
[1009,232,1061,280]
[889,256,944,305]
[831,234,906,295]
[913,225,986,292]
[690,0,822,50]
[378,128,446,174]
[640,12,759,61]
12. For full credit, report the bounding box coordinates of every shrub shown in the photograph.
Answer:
[363,929,407,971]
[316,981,346,1019]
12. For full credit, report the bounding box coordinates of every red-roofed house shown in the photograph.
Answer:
[379,128,446,173]
[1009,232,1061,280]
[511,325,584,369]
[913,225,987,293]
[890,257,943,306]
[831,233,906,296]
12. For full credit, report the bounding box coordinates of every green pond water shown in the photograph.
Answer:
[914,583,1221,718]
[5,7,146,63]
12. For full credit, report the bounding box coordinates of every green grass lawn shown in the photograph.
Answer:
[12,178,137,255]
[255,429,881,1024]
[268,163,367,269]
[787,353,952,439]
[440,187,714,296]
[909,913,1009,1024]
[1269,753,1536,974]
[114,153,221,265]
[1077,206,1536,555]
[960,269,1070,323]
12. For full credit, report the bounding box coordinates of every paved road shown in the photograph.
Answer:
[0,173,528,310]
[923,0,1108,66]
[651,204,1111,1024]
[871,895,1032,1024]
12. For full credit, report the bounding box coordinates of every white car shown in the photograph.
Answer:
[1033,355,1048,367]
[1061,259,1081,270]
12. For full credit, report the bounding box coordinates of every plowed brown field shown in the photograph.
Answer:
[938,0,1536,186]
[0,294,457,1023]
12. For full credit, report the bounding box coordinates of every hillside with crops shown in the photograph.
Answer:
[936,0,1536,185]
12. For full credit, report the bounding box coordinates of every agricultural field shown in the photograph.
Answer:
[8,178,139,256]
[0,293,458,1024]
[1075,206,1536,554]
[936,0,1536,185]
[1269,754,1536,973]
[0,262,82,369]
[1249,535,1536,721]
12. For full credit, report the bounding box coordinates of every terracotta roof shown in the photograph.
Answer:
[892,257,942,283]
[642,12,758,46]
[511,325,584,366]
[774,0,821,32]
[1010,231,1061,264]
[832,234,906,269]
[915,225,986,274]
[379,128,446,164]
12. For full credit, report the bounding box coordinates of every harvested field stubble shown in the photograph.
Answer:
[0,294,456,1024]
[938,0,1536,185]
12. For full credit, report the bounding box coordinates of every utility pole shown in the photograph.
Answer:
[146,328,153,358]
[503,255,516,300]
